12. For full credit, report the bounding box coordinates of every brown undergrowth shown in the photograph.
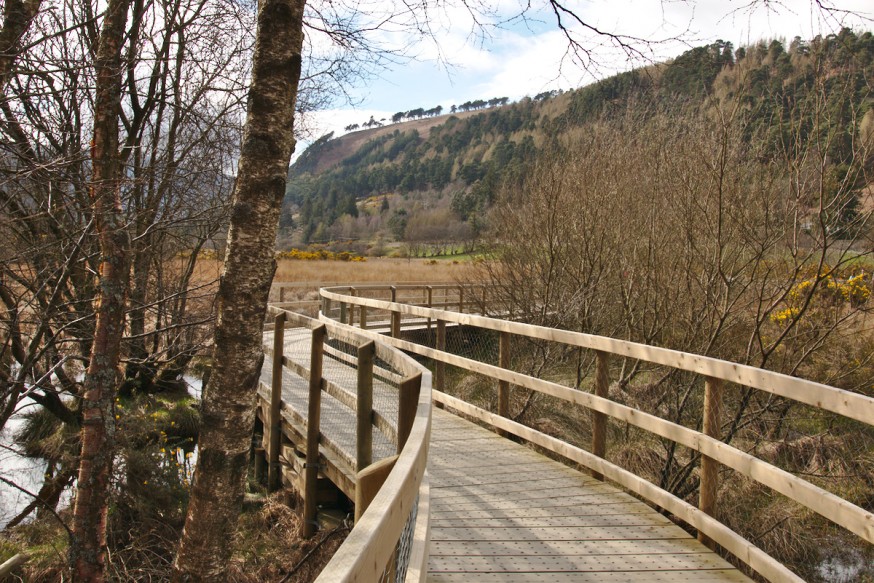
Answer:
[1,493,348,582]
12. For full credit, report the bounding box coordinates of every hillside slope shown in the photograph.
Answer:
[283,30,874,253]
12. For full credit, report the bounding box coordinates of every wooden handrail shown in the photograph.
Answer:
[320,286,874,425]
[319,283,874,582]
[261,304,432,581]
[314,360,431,582]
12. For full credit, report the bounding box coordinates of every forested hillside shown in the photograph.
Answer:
[284,29,874,254]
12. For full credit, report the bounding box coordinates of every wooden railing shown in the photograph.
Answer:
[319,284,874,583]
[319,283,483,331]
[256,307,432,582]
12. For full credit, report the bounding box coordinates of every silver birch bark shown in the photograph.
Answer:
[171,0,305,578]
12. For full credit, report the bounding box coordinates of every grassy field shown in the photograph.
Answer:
[272,257,471,285]
[192,256,472,286]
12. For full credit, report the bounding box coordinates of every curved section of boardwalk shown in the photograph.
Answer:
[262,304,753,581]
[427,410,749,581]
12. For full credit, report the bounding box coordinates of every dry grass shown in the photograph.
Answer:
[272,257,471,284]
[5,494,349,582]
[192,256,471,294]
[228,495,349,583]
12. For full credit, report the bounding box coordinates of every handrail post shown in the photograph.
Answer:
[426,286,433,332]
[302,324,327,538]
[356,341,375,472]
[498,331,511,437]
[591,351,609,481]
[391,310,401,338]
[458,285,464,313]
[355,455,398,523]
[390,285,401,337]
[340,301,347,324]
[268,312,286,492]
[397,374,422,453]
[699,376,723,550]
[360,304,367,330]
[279,286,285,303]
[349,287,357,326]
[435,320,446,392]
[481,285,488,316]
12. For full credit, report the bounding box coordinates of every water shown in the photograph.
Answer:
[817,551,870,583]
[0,398,51,529]
[1,376,203,530]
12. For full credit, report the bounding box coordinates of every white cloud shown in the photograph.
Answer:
[294,0,873,157]
[436,0,874,102]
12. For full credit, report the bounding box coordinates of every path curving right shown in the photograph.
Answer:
[426,409,751,582]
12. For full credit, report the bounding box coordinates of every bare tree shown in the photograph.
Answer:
[0,0,42,86]
[1,0,250,578]
[171,0,306,578]
[69,0,133,578]
[479,53,873,571]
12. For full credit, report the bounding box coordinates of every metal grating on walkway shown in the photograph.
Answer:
[426,409,752,582]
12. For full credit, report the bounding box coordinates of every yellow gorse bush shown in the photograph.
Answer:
[771,307,801,324]
[772,270,871,323]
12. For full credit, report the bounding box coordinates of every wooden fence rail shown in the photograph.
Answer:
[319,284,874,582]
[257,306,432,582]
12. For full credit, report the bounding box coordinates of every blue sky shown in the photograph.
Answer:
[300,0,872,146]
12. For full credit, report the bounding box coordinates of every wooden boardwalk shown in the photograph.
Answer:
[262,324,752,582]
[427,410,751,582]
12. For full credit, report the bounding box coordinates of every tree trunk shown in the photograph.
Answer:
[69,0,132,579]
[171,0,305,579]
[0,0,42,88]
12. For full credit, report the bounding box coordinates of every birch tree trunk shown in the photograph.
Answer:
[69,0,132,579]
[0,0,42,87]
[171,0,305,578]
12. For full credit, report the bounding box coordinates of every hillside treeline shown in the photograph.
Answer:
[284,29,874,253]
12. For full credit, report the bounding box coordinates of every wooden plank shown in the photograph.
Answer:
[430,502,656,521]
[429,470,591,489]
[429,538,707,557]
[428,552,735,572]
[430,484,616,502]
[429,493,645,513]
[429,513,673,528]
[429,525,693,542]
[428,571,752,582]
[429,433,506,443]
[428,454,557,469]
[429,476,609,498]
[428,463,582,480]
